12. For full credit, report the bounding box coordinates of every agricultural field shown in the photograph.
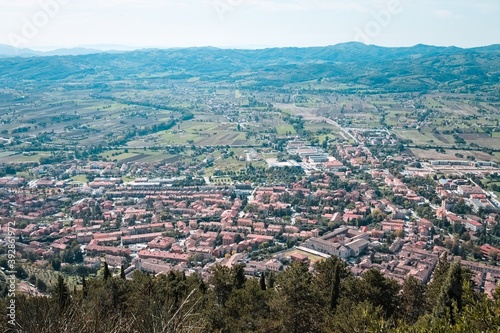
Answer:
[0,66,499,169]
[0,151,50,164]
[393,130,440,146]
[99,149,179,164]
[409,148,500,162]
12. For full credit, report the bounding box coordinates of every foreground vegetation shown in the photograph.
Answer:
[2,256,499,332]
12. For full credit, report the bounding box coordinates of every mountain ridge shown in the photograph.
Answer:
[1,42,499,59]
[0,42,498,93]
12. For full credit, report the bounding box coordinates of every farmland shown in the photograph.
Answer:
[409,148,500,163]
[0,44,499,168]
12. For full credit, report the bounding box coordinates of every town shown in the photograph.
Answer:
[1,134,499,299]
[2,0,500,330]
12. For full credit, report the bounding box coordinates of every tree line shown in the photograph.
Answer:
[1,253,499,332]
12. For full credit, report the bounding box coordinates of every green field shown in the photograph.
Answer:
[71,175,88,182]
[100,149,177,163]
[393,130,441,145]
[0,152,50,163]
[276,125,296,135]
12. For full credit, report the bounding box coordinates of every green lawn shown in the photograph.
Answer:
[0,152,50,163]
[276,125,296,135]
[71,175,88,182]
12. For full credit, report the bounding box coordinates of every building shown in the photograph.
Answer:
[464,219,483,233]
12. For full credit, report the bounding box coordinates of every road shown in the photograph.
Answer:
[282,102,359,143]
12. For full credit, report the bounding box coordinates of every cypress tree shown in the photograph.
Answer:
[329,263,341,311]
[120,265,126,280]
[56,275,70,313]
[199,280,207,294]
[233,264,246,289]
[82,276,88,299]
[103,262,111,281]
[268,271,276,288]
[259,272,267,291]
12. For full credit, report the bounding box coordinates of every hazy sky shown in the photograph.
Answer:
[0,0,499,50]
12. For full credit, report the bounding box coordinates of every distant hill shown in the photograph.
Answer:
[0,43,498,93]
[0,44,120,58]
[0,44,40,58]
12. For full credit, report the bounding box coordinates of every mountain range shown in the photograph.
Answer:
[0,42,498,93]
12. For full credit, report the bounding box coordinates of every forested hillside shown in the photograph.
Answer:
[1,43,499,93]
[2,256,499,333]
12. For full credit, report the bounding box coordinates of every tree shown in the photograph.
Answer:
[259,272,266,291]
[55,275,70,313]
[401,276,426,323]
[268,261,322,333]
[426,252,450,311]
[51,257,61,271]
[314,256,347,312]
[329,262,341,311]
[332,300,388,333]
[15,265,28,279]
[268,271,276,288]
[343,268,401,318]
[103,262,111,281]
[82,276,88,299]
[36,278,47,293]
[221,279,271,332]
[210,265,235,306]
[433,261,463,325]
[120,265,126,280]
[233,264,246,290]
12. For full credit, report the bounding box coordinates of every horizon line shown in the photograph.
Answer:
[1,41,499,53]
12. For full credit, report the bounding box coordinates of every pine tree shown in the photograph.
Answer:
[401,276,426,323]
[259,272,267,291]
[426,251,450,311]
[433,261,463,325]
[120,265,126,280]
[269,261,322,333]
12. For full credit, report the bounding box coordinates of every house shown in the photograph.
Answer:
[381,220,404,232]
[330,212,342,223]
[457,185,484,197]
[446,213,462,225]
[237,218,253,227]
[343,213,362,223]
[290,253,309,263]
[138,249,189,262]
[148,236,175,250]
[265,259,283,271]
[345,238,369,257]
[464,219,483,233]
[480,244,500,259]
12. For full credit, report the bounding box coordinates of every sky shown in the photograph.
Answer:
[0,0,499,50]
